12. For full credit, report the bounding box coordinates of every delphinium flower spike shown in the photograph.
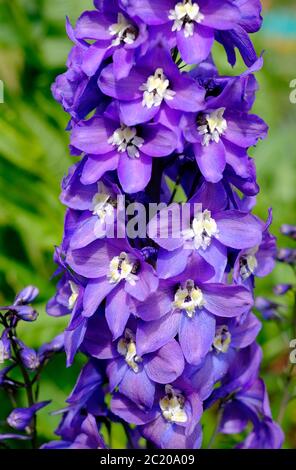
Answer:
[47,0,283,449]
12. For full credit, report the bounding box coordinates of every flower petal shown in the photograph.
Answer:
[144,339,185,383]
[179,310,215,365]
[118,152,152,193]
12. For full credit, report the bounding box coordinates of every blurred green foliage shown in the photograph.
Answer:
[0,0,296,448]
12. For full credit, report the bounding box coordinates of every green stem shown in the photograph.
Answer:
[277,363,295,425]
[207,405,223,449]
[9,332,37,448]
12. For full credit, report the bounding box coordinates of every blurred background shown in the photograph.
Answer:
[0,0,295,448]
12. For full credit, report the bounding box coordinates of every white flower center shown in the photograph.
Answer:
[239,252,258,281]
[108,252,139,285]
[68,281,79,310]
[92,183,114,221]
[198,108,228,147]
[108,125,144,159]
[160,385,187,423]
[174,279,204,318]
[168,1,204,38]
[182,210,219,251]
[117,329,142,373]
[213,325,232,353]
[140,68,176,109]
[109,13,137,47]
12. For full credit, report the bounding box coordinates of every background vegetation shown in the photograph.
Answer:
[0,0,295,448]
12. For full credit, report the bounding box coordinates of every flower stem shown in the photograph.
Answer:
[207,405,223,449]
[9,330,37,448]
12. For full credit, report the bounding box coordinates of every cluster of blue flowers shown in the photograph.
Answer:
[47,0,284,449]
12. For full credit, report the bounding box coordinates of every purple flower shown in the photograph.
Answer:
[111,376,203,449]
[148,181,263,279]
[47,251,85,319]
[61,176,120,250]
[219,378,284,449]
[7,401,50,431]
[123,0,242,65]
[66,238,159,339]
[47,0,281,450]
[66,360,107,418]
[133,256,253,365]
[83,315,185,409]
[0,285,39,322]
[205,342,263,409]
[52,19,104,122]
[71,102,178,193]
[74,7,148,80]
[42,361,107,449]
[188,312,261,396]
[215,0,262,66]
[237,419,284,449]
[42,414,106,449]
[233,210,276,285]
[182,62,267,183]
[98,45,205,126]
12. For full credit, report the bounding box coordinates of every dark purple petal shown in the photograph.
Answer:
[111,393,157,425]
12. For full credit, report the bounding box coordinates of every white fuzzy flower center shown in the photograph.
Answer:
[92,183,114,221]
[117,329,142,373]
[239,252,258,281]
[182,210,219,251]
[169,1,204,38]
[109,13,137,47]
[68,281,79,310]
[213,325,232,353]
[174,279,204,318]
[140,68,176,109]
[108,125,144,159]
[198,108,228,146]
[160,385,187,423]
[108,252,139,285]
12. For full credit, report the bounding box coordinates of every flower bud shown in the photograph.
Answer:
[255,297,281,320]
[14,286,39,305]
[17,340,40,370]
[14,305,38,322]
[7,401,50,431]
[277,248,296,265]
[38,333,64,361]
[0,330,11,364]
[280,224,296,240]
[273,284,293,296]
